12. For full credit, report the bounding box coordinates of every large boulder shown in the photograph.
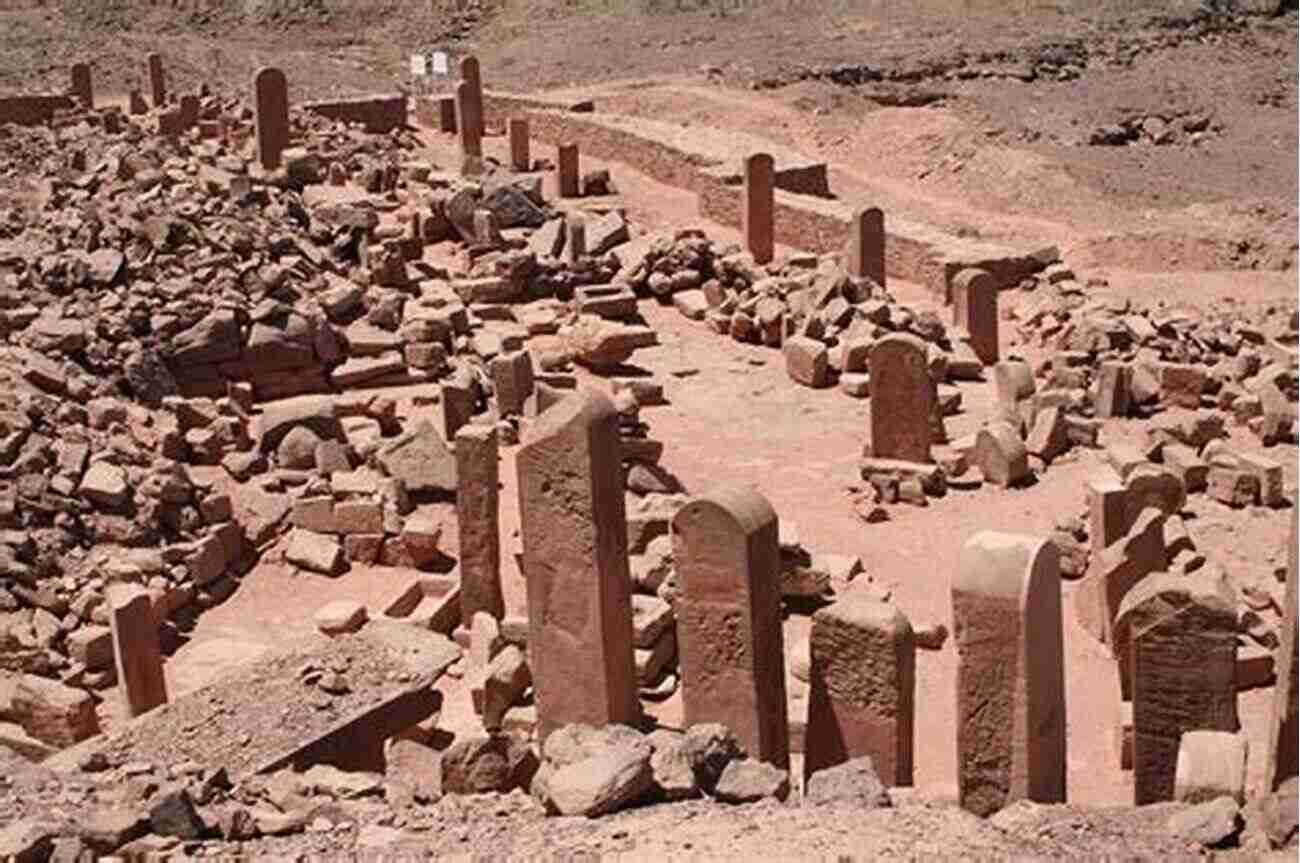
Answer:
[170,309,242,366]
[376,421,457,495]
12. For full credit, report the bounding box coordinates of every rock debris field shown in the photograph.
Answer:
[0,3,1297,861]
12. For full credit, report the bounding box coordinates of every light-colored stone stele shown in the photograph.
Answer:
[742,152,775,265]
[1264,514,1298,793]
[952,531,1065,817]
[804,593,915,787]
[868,333,935,464]
[516,388,640,742]
[1115,571,1238,805]
[673,486,789,770]
[455,424,503,622]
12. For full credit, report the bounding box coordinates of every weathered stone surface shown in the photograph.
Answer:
[441,732,537,795]
[742,153,774,265]
[952,268,998,365]
[1116,572,1238,805]
[107,583,168,718]
[11,674,98,748]
[1075,507,1167,650]
[804,756,892,808]
[783,336,829,388]
[284,529,345,575]
[805,595,914,787]
[314,600,368,635]
[674,487,788,769]
[545,746,654,817]
[377,421,457,495]
[953,532,1065,817]
[1175,730,1248,804]
[456,424,504,623]
[1265,514,1298,793]
[869,334,934,463]
[713,758,790,804]
[1166,796,1241,847]
[973,422,1028,488]
[517,389,640,741]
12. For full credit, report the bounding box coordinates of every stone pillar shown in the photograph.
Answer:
[70,63,93,110]
[491,350,535,418]
[178,94,199,131]
[517,388,640,742]
[847,206,885,288]
[147,52,165,107]
[953,531,1066,817]
[438,96,458,133]
[952,267,998,365]
[1086,473,1127,553]
[455,81,482,158]
[673,487,789,770]
[458,55,484,141]
[557,143,580,198]
[805,594,915,787]
[1116,572,1238,805]
[442,379,475,445]
[253,66,289,171]
[456,425,503,623]
[742,152,775,265]
[1265,514,1298,792]
[565,215,587,264]
[508,117,530,172]
[107,584,168,718]
[868,333,935,463]
[1095,362,1132,418]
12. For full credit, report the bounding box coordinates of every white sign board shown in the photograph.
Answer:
[431,51,449,76]
[410,54,428,77]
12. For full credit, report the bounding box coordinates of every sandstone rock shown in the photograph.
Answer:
[441,733,538,794]
[712,758,789,803]
[314,600,368,635]
[545,746,654,817]
[284,529,346,575]
[1166,796,1241,847]
[79,461,130,510]
[804,756,891,808]
[377,421,457,495]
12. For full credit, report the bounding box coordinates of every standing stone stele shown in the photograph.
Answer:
[742,152,775,265]
[1264,515,1298,792]
[805,593,915,787]
[147,52,165,108]
[557,143,580,198]
[456,425,503,623]
[868,333,935,464]
[508,117,530,172]
[1117,572,1238,805]
[952,267,998,365]
[70,63,93,110]
[108,583,169,718]
[953,531,1066,817]
[674,487,789,769]
[455,81,482,158]
[516,388,639,742]
[847,206,885,288]
[253,66,289,171]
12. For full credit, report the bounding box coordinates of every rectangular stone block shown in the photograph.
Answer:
[108,584,168,719]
